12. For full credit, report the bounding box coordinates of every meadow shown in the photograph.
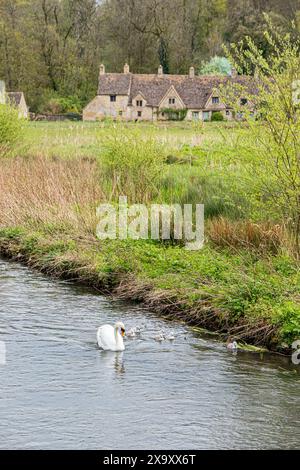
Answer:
[0,120,299,352]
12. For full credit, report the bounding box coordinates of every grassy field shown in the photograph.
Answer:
[0,120,299,352]
[21,120,242,158]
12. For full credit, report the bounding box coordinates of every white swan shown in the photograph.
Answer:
[166,332,175,341]
[97,321,126,351]
[227,338,238,351]
[126,328,136,338]
[154,332,165,342]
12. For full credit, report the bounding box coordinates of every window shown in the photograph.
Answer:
[240,98,248,106]
[118,110,123,116]
[110,95,116,102]
[226,110,230,116]
[192,111,199,120]
[202,111,210,122]
[169,98,175,105]
[212,96,219,104]
[136,100,143,107]
[137,111,142,117]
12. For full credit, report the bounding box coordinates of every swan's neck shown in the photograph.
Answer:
[114,327,122,345]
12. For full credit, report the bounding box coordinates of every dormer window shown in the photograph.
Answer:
[136,100,143,107]
[110,95,116,102]
[212,96,219,104]
[169,98,175,105]
[240,98,248,106]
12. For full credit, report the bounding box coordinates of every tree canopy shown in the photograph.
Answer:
[0,0,299,112]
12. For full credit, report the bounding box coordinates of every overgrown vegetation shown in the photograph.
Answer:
[211,111,224,121]
[102,127,167,203]
[160,108,188,121]
[221,18,300,251]
[0,104,26,156]
[0,118,299,351]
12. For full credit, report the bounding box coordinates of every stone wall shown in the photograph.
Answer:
[83,93,233,122]
[83,95,129,121]
[128,104,156,121]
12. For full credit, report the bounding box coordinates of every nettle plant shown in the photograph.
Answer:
[220,17,300,252]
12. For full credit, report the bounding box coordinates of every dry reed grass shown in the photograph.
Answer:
[207,217,287,254]
[0,156,104,235]
[0,156,292,256]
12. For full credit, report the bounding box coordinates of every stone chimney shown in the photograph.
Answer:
[99,64,105,76]
[0,80,6,104]
[189,66,195,78]
[124,63,130,74]
[158,65,163,76]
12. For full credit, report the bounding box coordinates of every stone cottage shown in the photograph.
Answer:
[0,80,28,118]
[6,92,28,118]
[83,64,255,122]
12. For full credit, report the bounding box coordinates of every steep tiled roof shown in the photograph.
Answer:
[97,73,132,95]
[98,72,257,109]
[6,91,23,106]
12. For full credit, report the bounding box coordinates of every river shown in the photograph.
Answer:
[0,259,299,449]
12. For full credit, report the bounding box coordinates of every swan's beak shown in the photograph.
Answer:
[121,328,125,337]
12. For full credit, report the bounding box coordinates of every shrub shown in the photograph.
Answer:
[222,17,300,253]
[0,104,25,156]
[37,90,82,114]
[211,111,224,121]
[160,108,187,121]
[101,126,166,203]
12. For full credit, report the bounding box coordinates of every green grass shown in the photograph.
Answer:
[0,120,299,352]
[20,120,242,159]
[0,227,298,349]
[19,121,253,220]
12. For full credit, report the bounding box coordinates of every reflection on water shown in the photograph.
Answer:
[99,351,126,376]
[0,259,299,450]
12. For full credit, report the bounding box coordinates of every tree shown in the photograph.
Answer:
[200,56,232,75]
[222,18,300,252]
[0,0,299,111]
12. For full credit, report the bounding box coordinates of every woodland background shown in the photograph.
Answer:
[0,0,299,112]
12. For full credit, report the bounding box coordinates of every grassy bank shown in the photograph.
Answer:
[0,122,299,353]
[0,225,298,352]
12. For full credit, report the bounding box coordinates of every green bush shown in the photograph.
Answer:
[0,104,25,156]
[211,111,224,122]
[160,108,187,121]
[37,90,83,114]
[101,126,166,203]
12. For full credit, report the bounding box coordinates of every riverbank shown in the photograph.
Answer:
[0,226,299,354]
[0,122,299,354]
[2,258,299,450]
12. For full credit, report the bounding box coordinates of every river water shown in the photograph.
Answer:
[0,259,299,449]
